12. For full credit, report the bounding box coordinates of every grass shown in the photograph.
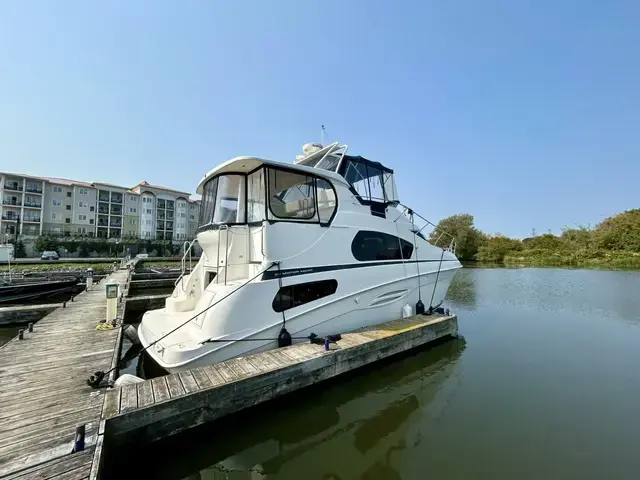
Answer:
[0,263,114,273]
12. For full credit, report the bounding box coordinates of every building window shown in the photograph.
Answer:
[79,188,88,195]
[90,206,95,212]
[51,213,58,220]
[77,227,86,234]
[146,219,152,226]
[129,196,137,202]
[268,169,315,220]
[90,219,94,225]
[146,209,152,214]
[351,231,414,261]
[65,205,71,211]
[67,192,72,197]
[130,207,137,213]
[53,186,63,193]
[65,218,71,224]
[78,214,87,221]
[52,227,61,233]
[52,199,61,206]
[79,201,88,208]
[129,219,137,225]
[189,214,195,220]
[272,279,338,313]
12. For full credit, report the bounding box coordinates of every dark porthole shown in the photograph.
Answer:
[272,279,338,313]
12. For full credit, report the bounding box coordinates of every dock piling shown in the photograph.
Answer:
[18,329,24,340]
[28,322,33,333]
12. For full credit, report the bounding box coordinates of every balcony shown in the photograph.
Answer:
[1,215,18,221]
[23,227,39,235]
[166,212,174,220]
[98,206,109,214]
[111,194,123,204]
[166,222,173,230]
[157,212,165,220]
[25,186,43,194]
[109,229,121,238]
[110,221,122,228]
[110,206,122,216]
[166,201,175,210]
[157,200,166,209]
[2,199,21,206]
[98,220,109,227]
[4,183,22,192]
[156,232,165,240]
[23,201,42,209]
[98,192,110,202]
[23,217,41,223]
[157,221,165,230]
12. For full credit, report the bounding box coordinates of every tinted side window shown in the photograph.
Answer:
[272,279,338,313]
[351,231,414,261]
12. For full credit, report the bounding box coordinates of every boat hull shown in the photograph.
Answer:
[139,264,461,374]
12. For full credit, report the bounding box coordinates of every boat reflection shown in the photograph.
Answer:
[132,336,466,480]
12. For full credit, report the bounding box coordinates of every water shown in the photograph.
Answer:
[115,268,640,479]
[0,325,20,346]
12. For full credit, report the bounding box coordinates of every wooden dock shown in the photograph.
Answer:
[98,314,458,473]
[0,269,130,478]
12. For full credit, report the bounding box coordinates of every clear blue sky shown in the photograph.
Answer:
[1,1,638,238]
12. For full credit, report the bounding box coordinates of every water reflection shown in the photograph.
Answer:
[132,337,466,480]
[446,269,477,310]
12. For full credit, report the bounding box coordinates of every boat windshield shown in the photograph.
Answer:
[198,167,337,230]
[199,174,246,227]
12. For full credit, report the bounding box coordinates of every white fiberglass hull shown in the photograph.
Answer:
[138,262,461,374]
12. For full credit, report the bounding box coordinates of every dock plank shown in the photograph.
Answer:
[202,365,226,386]
[190,367,213,389]
[178,371,200,394]
[214,363,238,383]
[166,374,186,398]
[136,381,155,408]
[119,384,138,413]
[151,377,170,404]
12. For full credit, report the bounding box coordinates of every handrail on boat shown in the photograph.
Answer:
[396,203,457,255]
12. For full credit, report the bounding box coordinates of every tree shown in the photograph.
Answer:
[593,209,640,252]
[34,235,58,253]
[477,235,522,263]
[429,214,484,261]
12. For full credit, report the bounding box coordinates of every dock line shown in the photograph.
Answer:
[87,261,279,388]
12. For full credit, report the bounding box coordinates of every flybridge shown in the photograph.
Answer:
[295,142,399,205]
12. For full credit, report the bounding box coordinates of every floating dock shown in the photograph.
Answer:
[0,266,458,479]
[0,268,130,478]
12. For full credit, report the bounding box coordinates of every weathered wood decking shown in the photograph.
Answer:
[0,269,130,478]
[100,314,458,452]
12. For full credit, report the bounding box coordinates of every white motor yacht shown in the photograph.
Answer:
[138,142,462,373]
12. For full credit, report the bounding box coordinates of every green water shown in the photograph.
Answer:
[0,325,21,346]
[117,268,640,479]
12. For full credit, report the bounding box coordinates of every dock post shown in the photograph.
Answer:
[86,267,94,291]
[18,329,24,340]
[73,424,85,452]
[105,284,119,323]
[28,323,33,333]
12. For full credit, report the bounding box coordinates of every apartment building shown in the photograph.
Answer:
[0,173,45,236]
[130,181,194,241]
[42,177,96,236]
[0,171,200,241]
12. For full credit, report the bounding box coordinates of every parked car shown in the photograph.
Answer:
[136,253,149,259]
[40,251,59,260]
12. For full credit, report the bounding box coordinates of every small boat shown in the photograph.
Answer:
[139,141,462,373]
[0,277,80,304]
